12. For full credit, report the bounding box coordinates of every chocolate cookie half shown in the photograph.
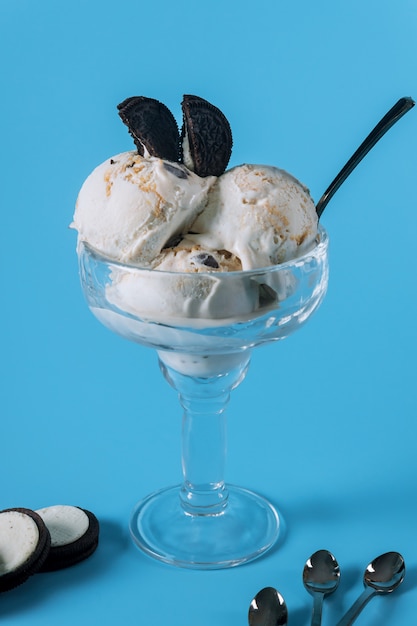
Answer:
[181,94,233,177]
[0,508,51,592]
[36,505,99,572]
[117,96,179,162]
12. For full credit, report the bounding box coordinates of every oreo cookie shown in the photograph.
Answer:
[36,505,99,572]
[0,508,51,592]
[117,96,179,162]
[181,94,232,177]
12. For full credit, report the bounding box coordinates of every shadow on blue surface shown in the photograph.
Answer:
[399,563,417,597]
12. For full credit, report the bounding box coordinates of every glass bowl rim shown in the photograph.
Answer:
[78,224,328,278]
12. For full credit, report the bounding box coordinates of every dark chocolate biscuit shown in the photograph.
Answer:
[36,505,99,572]
[0,508,51,592]
[117,96,179,162]
[180,95,232,177]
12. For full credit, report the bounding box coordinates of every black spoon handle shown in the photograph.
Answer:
[316,96,415,218]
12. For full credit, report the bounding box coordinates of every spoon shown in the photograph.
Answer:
[335,551,405,626]
[248,586,288,626]
[303,549,341,626]
[316,96,415,217]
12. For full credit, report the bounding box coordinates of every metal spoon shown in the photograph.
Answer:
[335,551,405,626]
[303,549,341,626]
[248,586,288,626]
[316,96,415,217]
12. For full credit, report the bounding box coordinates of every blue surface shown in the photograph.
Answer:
[1,0,416,624]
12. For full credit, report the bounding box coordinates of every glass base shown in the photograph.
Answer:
[129,484,280,569]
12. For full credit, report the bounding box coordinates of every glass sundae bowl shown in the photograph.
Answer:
[78,225,329,569]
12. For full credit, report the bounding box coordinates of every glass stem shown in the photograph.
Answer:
[158,352,251,516]
[180,390,229,514]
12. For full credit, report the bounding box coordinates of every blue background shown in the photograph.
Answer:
[1,1,416,624]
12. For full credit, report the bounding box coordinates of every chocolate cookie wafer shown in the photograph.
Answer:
[117,96,180,162]
[181,94,232,177]
[0,508,51,592]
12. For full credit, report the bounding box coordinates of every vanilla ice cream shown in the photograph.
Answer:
[152,238,242,272]
[105,258,260,323]
[189,164,318,270]
[73,95,322,346]
[72,151,215,265]
[74,157,318,331]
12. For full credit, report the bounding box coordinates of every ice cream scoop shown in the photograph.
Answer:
[189,163,318,270]
[72,151,215,265]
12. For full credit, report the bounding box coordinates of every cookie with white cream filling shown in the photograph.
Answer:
[36,505,99,572]
[0,508,51,592]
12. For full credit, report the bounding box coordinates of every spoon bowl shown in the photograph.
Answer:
[364,551,405,592]
[303,548,341,593]
[248,587,288,626]
[335,551,405,626]
[303,549,340,625]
